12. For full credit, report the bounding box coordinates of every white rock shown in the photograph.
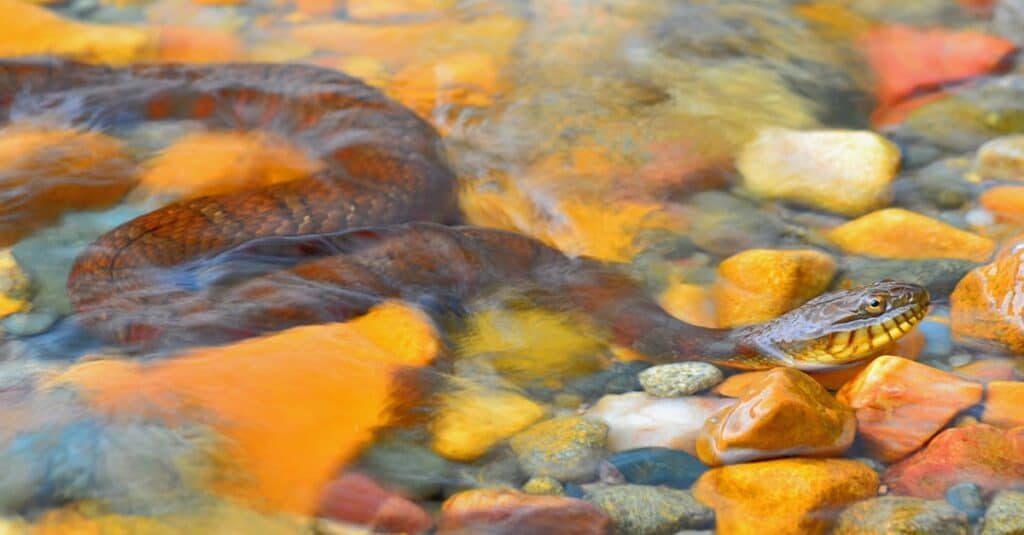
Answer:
[585,392,733,455]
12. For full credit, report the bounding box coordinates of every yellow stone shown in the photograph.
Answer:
[659,282,719,328]
[738,128,900,216]
[827,208,996,262]
[431,385,546,462]
[135,131,323,202]
[713,249,836,327]
[387,52,502,121]
[0,0,157,64]
[0,250,30,318]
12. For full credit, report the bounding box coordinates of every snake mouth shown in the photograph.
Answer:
[820,301,929,363]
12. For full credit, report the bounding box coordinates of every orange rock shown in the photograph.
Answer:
[0,124,137,246]
[136,131,322,202]
[439,488,612,535]
[318,472,433,534]
[951,242,1024,352]
[713,249,836,327]
[870,91,951,129]
[43,302,440,515]
[827,208,996,262]
[0,0,157,64]
[859,25,1016,107]
[955,358,1018,383]
[836,356,984,462]
[982,381,1024,429]
[387,52,503,124]
[347,0,456,20]
[979,186,1024,225]
[293,0,341,16]
[659,282,718,329]
[155,26,246,63]
[713,371,768,398]
[692,458,879,535]
[697,368,855,466]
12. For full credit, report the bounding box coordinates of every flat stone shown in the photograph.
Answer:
[639,363,723,397]
[826,208,996,263]
[831,496,968,535]
[584,484,713,535]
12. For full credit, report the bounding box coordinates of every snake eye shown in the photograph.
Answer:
[862,295,886,315]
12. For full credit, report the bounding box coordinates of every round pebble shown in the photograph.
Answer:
[638,362,723,397]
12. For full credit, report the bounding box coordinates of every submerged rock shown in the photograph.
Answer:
[584,484,713,535]
[508,416,608,482]
[831,496,969,535]
[944,482,986,523]
[430,386,546,462]
[980,490,1024,535]
[951,241,1024,352]
[836,256,979,300]
[638,362,723,397]
[356,438,453,499]
[982,381,1024,429]
[318,472,433,534]
[826,208,995,263]
[439,488,612,535]
[586,393,734,455]
[974,134,1024,181]
[605,447,706,489]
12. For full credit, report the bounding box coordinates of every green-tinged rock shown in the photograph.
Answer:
[584,484,713,535]
[638,363,723,397]
[981,490,1024,535]
[522,476,564,496]
[892,158,975,210]
[832,496,968,535]
[357,439,453,499]
[509,416,608,482]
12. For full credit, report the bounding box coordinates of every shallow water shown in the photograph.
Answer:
[0,0,1023,533]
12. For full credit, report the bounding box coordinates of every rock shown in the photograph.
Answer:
[522,476,564,496]
[713,248,836,327]
[994,0,1024,45]
[836,256,980,301]
[658,282,718,329]
[584,484,713,535]
[831,496,969,535]
[0,249,31,321]
[980,186,1024,227]
[975,135,1024,181]
[2,311,57,337]
[917,320,954,359]
[508,416,608,482]
[692,458,879,535]
[945,482,986,523]
[836,356,983,462]
[606,448,706,489]
[638,363,723,397]
[684,191,785,257]
[955,359,1018,384]
[449,448,525,491]
[347,0,455,20]
[430,386,546,462]
[388,52,503,126]
[696,368,855,466]
[883,424,1024,498]
[826,208,996,262]
[951,241,1024,352]
[439,488,612,535]
[892,157,975,210]
[737,127,899,216]
[318,472,433,534]
[356,439,453,499]
[585,393,734,456]
[982,381,1024,429]
[980,490,1024,535]
[565,362,650,401]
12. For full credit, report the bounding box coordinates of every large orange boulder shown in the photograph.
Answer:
[951,242,1024,352]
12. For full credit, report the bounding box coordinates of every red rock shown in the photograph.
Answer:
[836,356,983,462]
[697,368,855,466]
[858,25,1016,107]
[884,424,1024,498]
[318,472,433,534]
[439,488,612,535]
[951,242,1024,352]
[982,381,1024,429]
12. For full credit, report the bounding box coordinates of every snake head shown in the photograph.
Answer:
[738,281,930,370]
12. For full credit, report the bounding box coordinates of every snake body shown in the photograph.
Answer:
[0,59,928,369]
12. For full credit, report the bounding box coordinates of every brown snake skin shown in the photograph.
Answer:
[0,59,927,369]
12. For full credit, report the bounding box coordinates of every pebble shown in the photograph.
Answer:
[585,393,735,455]
[508,416,608,482]
[826,208,996,263]
[692,458,879,535]
[439,488,612,535]
[980,490,1024,535]
[606,448,706,489]
[893,157,975,210]
[737,127,900,216]
[713,248,836,327]
[356,438,453,499]
[836,257,979,304]
[318,472,433,534]
[884,424,1024,498]
[638,363,723,397]
[684,191,785,257]
[522,476,564,496]
[584,484,713,535]
[836,356,983,462]
[430,386,546,462]
[697,368,855,466]
[831,496,969,535]
[951,241,1024,352]
[944,482,986,523]
[979,185,1024,227]
[974,134,1024,180]
[565,361,650,401]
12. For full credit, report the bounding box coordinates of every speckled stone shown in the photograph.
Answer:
[832,496,968,534]
[981,490,1024,535]
[584,484,714,535]
[639,363,723,397]
[508,416,608,482]
[523,476,564,496]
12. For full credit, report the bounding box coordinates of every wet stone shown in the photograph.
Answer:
[318,472,433,534]
[584,484,713,535]
[836,256,980,302]
[917,320,954,359]
[638,363,723,397]
[356,438,453,499]
[952,242,1024,353]
[831,496,969,535]
[982,381,1024,428]
[980,490,1024,535]
[606,447,706,489]
[892,158,975,210]
[439,488,613,535]
[508,416,608,482]
[944,482,986,523]
[586,393,735,456]
[522,476,564,496]
[975,134,1024,181]
[685,191,785,258]
[565,361,649,401]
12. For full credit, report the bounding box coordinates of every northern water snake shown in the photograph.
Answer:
[0,59,928,369]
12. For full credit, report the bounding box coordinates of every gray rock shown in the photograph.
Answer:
[357,438,454,499]
[2,311,58,337]
[945,482,985,523]
[832,496,969,535]
[638,362,723,397]
[565,361,650,401]
[509,416,607,482]
[981,490,1024,535]
[584,484,714,535]
[685,191,785,257]
[836,257,979,302]
[892,158,976,210]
